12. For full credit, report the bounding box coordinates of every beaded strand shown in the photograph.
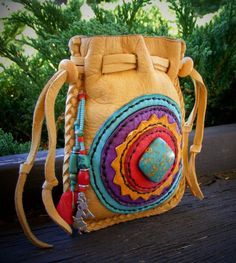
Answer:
[69,92,90,207]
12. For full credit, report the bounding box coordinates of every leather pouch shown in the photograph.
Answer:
[15,35,207,248]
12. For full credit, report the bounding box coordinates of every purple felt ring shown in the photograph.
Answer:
[100,106,181,205]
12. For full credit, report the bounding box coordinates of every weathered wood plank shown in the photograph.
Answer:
[0,178,235,263]
[0,124,236,219]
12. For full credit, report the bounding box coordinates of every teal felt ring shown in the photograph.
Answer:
[89,94,182,213]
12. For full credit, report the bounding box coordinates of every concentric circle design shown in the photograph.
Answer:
[89,94,182,214]
[124,126,176,192]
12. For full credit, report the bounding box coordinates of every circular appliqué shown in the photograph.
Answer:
[89,94,182,213]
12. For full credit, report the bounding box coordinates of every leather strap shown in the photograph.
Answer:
[42,70,72,237]
[182,68,207,199]
[15,71,64,248]
[15,61,79,248]
[71,54,170,74]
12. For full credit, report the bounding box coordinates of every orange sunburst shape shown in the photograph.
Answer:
[111,114,182,201]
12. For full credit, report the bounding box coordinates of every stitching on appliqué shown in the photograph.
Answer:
[89,95,182,212]
[124,128,178,192]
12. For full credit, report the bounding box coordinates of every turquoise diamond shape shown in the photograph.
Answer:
[138,138,175,183]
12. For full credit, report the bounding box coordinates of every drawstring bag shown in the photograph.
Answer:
[15,35,207,248]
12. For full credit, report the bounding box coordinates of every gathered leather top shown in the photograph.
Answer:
[69,35,186,81]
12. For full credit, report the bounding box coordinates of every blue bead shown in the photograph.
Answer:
[69,153,78,174]
[70,173,77,180]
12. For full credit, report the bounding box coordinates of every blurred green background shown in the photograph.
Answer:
[0,0,235,156]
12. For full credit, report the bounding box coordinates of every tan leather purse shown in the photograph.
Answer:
[15,35,207,248]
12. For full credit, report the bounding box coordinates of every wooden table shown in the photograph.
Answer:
[0,174,236,263]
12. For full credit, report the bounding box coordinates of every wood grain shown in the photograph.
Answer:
[0,124,236,219]
[0,178,235,263]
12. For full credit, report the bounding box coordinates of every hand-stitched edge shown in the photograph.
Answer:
[124,127,177,192]
[120,116,180,193]
[87,174,185,230]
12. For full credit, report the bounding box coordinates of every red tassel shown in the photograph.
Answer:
[57,191,78,225]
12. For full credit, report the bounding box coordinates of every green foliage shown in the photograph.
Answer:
[189,0,228,16]
[0,64,38,142]
[165,0,236,125]
[88,0,169,35]
[114,0,152,30]
[186,2,236,125]
[0,0,84,146]
[0,0,235,156]
[0,0,169,152]
[0,128,31,156]
[165,0,197,38]
[87,0,116,4]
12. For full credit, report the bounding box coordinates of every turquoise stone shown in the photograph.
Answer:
[139,138,175,183]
